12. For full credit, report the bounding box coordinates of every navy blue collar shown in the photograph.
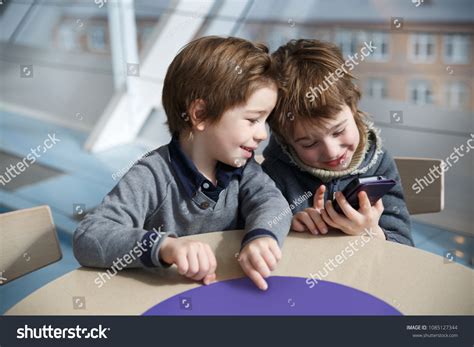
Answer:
[168,135,246,200]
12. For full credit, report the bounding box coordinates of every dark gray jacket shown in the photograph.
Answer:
[262,127,414,246]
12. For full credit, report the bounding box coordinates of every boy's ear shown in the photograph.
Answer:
[188,99,207,131]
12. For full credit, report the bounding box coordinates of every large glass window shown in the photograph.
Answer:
[335,30,359,58]
[366,78,388,98]
[409,33,436,63]
[364,31,389,61]
[443,34,470,64]
[408,80,434,105]
[445,81,468,110]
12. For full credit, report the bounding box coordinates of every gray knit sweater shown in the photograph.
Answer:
[73,144,292,269]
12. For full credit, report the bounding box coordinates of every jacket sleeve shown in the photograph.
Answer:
[261,157,287,197]
[238,158,292,249]
[377,149,414,246]
[73,159,176,269]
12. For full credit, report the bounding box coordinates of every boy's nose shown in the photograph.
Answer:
[255,124,268,142]
[321,140,340,160]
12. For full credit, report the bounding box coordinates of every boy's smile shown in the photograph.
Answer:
[240,145,258,159]
[289,104,360,171]
[323,149,349,168]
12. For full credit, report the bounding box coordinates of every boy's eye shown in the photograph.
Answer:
[247,118,260,124]
[302,142,318,148]
[333,128,346,137]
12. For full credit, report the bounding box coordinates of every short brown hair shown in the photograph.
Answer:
[163,36,277,136]
[269,39,367,144]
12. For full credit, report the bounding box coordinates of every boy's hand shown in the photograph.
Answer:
[238,237,282,291]
[321,191,386,239]
[159,237,217,285]
[291,185,329,234]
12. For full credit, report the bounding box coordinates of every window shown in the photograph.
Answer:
[443,34,470,64]
[335,30,358,58]
[364,31,389,61]
[409,34,436,63]
[57,23,80,51]
[86,25,107,53]
[445,82,467,110]
[366,78,387,98]
[408,80,434,105]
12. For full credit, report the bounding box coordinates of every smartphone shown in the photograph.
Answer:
[332,176,396,214]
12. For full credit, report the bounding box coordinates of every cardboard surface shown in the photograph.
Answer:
[0,205,62,285]
[5,230,472,315]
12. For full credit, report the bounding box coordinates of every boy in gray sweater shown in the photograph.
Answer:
[262,39,413,246]
[73,36,292,290]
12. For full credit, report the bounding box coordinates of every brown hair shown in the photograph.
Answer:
[162,36,277,136]
[269,39,367,146]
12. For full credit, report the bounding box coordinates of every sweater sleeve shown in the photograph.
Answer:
[377,150,415,246]
[238,158,292,249]
[73,158,177,269]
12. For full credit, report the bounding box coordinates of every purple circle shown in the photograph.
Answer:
[142,276,402,316]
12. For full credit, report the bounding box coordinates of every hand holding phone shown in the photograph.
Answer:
[332,176,396,214]
[319,176,391,238]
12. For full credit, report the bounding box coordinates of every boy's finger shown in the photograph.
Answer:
[313,185,326,210]
[335,191,360,221]
[321,200,347,229]
[291,215,306,232]
[307,209,329,234]
[268,241,282,262]
[299,212,319,234]
[358,191,371,214]
[249,252,271,278]
[325,200,350,229]
[192,247,210,281]
[175,253,189,275]
[186,249,199,277]
[203,273,216,285]
[374,198,384,213]
[205,244,217,275]
[321,209,336,228]
[240,258,268,291]
[313,184,326,210]
[260,248,277,271]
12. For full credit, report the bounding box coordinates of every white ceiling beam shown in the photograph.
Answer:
[85,0,253,152]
